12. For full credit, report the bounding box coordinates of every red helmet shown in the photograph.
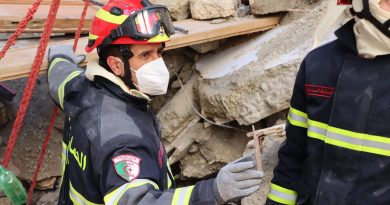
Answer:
[337,0,352,5]
[86,0,175,53]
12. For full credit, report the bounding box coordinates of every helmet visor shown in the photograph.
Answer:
[101,5,175,47]
[133,6,175,38]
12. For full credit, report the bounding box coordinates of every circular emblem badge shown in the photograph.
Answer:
[112,155,141,182]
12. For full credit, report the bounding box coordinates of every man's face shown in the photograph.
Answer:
[380,0,390,12]
[128,43,164,85]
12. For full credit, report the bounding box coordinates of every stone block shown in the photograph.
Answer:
[190,0,237,20]
[150,0,190,20]
[250,0,298,15]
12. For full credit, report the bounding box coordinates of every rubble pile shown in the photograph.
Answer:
[0,0,350,204]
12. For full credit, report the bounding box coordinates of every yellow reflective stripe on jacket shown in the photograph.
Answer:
[288,106,390,157]
[58,71,82,109]
[287,107,308,128]
[61,142,68,183]
[60,142,68,186]
[69,182,103,205]
[267,183,297,205]
[48,58,70,78]
[171,186,194,205]
[310,121,390,156]
[95,8,127,24]
[104,179,159,205]
[167,161,173,189]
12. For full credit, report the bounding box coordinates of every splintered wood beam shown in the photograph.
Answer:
[248,124,285,171]
[0,15,280,81]
[247,124,285,138]
[252,125,263,171]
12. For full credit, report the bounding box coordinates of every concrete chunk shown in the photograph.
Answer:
[190,0,238,20]
[195,2,337,125]
[250,0,298,15]
[150,0,190,20]
[249,0,320,15]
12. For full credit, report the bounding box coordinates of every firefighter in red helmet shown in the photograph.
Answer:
[47,0,263,204]
[266,0,390,204]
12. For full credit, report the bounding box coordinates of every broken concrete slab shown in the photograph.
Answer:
[150,0,190,20]
[180,123,247,179]
[157,74,200,144]
[250,0,298,15]
[189,0,237,20]
[195,2,339,125]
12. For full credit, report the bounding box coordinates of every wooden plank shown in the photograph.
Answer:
[0,16,280,81]
[167,16,280,50]
[0,4,99,33]
[252,125,263,171]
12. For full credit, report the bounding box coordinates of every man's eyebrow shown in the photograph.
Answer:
[137,49,153,57]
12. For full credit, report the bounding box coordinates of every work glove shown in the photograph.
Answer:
[214,156,264,204]
[48,45,86,65]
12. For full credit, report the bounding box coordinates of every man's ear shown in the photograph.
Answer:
[107,56,123,76]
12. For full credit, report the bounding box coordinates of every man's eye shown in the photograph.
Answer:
[142,52,150,58]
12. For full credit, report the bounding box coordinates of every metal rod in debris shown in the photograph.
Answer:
[174,26,189,34]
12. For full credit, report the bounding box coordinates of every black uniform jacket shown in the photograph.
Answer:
[266,20,390,205]
[47,58,215,205]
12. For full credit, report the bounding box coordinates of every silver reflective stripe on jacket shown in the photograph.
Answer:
[288,107,390,156]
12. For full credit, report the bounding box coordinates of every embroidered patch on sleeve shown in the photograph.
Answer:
[305,84,335,98]
[112,155,141,182]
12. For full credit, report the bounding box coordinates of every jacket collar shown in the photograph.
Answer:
[85,59,151,101]
[335,19,358,54]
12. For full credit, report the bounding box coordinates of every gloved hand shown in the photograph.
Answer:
[48,45,85,64]
[214,156,264,204]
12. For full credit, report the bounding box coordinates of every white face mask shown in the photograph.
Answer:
[130,57,170,96]
[353,0,390,58]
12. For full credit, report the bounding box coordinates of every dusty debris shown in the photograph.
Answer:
[238,4,251,17]
[0,76,63,184]
[36,189,59,205]
[180,123,247,179]
[195,1,339,125]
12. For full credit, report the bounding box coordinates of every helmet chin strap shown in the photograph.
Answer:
[351,0,390,37]
[119,45,137,90]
